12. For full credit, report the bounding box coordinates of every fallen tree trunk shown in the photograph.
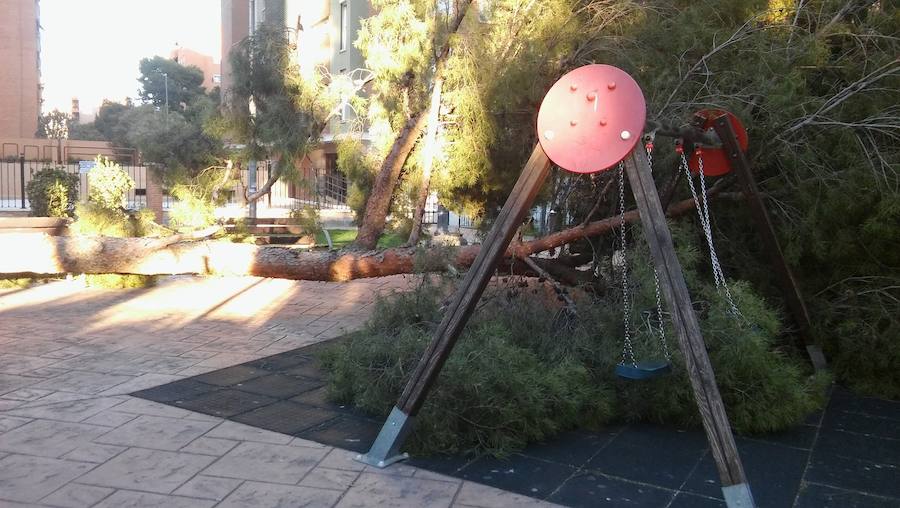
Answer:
[0,195,704,282]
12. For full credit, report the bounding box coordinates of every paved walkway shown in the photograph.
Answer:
[0,276,558,508]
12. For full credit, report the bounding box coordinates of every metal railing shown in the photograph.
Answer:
[0,158,148,210]
[162,163,350,212]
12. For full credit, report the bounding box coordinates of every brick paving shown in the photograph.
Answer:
[0,275,559,508]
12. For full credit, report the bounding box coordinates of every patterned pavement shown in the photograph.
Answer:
[0,275,559,508]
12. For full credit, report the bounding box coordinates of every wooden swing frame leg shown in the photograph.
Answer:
[359,142,756,508]
[355,144,554,468]
[625,147,755,507]
[712,116,827,372]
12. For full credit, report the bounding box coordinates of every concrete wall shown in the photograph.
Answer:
[0,0,41,138]
[329,0,368,77]
[0,137,132,164]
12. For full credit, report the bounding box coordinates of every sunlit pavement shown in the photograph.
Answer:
[0,275,559,507]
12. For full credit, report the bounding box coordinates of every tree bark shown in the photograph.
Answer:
[353,1,473,250]
[1,196,705,282]
[406,73,444,246]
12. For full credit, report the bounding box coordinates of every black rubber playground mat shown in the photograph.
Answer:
[134,339,900,507]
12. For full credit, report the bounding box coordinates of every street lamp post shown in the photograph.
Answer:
[247,0,257,222]
[163,72,169,123]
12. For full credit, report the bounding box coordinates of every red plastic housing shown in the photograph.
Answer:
[688,109,749,177]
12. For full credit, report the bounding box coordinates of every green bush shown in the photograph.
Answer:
[26,167,79,217]
[288,204,323,236]
[0,278,33,289]
[813,277,900,399]
[87,156,134,210]
[224,217,256,243]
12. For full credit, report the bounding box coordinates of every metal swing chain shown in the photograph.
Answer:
[645,142,670,360]
[617,161,636,367]
[681,151,741,318]
[653,268,671,360]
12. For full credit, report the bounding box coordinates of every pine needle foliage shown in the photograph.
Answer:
[321,227,827,456]
[223,23,332,171]
[321,276,615,457]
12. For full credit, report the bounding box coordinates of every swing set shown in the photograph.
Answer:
[354,64,825,508]
[614,112,747,379]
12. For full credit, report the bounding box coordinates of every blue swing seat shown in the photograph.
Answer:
[615,360,672,380]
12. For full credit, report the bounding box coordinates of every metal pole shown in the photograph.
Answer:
[248,160,257,222]
[163,73,169,123]
[19,154,26,209]
[247,0,257,223]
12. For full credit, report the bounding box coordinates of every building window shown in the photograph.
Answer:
[339,1,348,51]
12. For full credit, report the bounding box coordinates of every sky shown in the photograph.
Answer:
[40,0,221,116]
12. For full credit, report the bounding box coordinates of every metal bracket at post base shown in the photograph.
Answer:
[354,406,414,468]
[722,483,756,508]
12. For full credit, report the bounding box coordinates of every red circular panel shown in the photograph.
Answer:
[688,109,749,177]
[537,65,646,174]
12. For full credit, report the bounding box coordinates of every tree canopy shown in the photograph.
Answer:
[70,60,224,182]
[137,56,207,111]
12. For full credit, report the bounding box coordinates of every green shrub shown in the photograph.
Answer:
[224,217,256,243]
[87,156,134,210]
[813,278,900,399]
[71,203,132,237]
[288,204,323,236]
[26,167,79,217]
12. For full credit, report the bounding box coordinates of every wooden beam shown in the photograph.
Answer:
[397,143,553,414]
[712,116,826,371]
[624,147,751,492]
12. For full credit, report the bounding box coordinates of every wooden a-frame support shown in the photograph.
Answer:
[712,116,827,371]
[357,142,756,507]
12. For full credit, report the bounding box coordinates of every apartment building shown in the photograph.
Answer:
[170,46,221,92]
[0,0,42,138]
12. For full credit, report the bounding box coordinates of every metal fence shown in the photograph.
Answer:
[421,193,478,230]
[0,158,148,210]
[162,162,350,212]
